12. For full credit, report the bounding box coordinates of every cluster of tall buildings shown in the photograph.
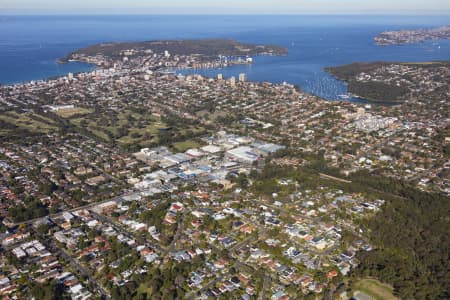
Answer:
[217,73,246,86]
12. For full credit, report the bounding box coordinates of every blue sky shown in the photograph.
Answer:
[1,0,450,14]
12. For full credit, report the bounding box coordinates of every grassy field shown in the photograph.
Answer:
[54,107,93,118]
[0,111,58,134]
[67,109,207,150]
[172,140,201,152]
[352,278,398,300]
[69,110,164,144]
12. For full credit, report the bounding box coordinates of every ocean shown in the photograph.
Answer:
[0,15,449,100]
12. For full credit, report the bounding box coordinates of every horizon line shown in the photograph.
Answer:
[2,11,450,16]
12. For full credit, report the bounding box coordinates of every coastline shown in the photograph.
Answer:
[2,32,449,103]
[1,52,376,106]
[0,60,95,86]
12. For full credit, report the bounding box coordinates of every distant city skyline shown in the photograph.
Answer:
[1,0,450,15]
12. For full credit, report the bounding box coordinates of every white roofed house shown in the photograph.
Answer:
[62,212,75,222]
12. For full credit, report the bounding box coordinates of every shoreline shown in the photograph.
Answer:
[3,40,446,106]
[2,59,374,105]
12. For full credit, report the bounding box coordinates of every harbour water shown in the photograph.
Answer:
[0,15,449,100]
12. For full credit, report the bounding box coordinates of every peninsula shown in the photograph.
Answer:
[374,26,450,45]
[61,38,288,68]
[325,61,450,103]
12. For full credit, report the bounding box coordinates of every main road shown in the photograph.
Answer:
[11,191,137,227]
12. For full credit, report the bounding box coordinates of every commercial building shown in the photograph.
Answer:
[226,146,259,163]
